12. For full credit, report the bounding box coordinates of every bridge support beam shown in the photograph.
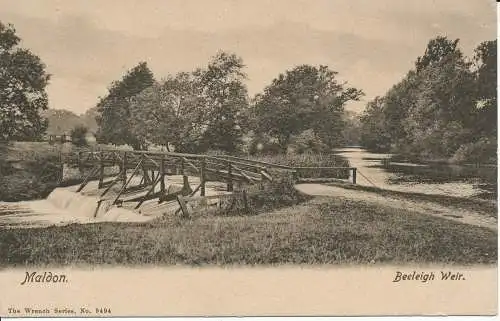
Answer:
[160,155,166,193]
[98,156,104,188]
[227,161,233,192]
[200,157,206,196]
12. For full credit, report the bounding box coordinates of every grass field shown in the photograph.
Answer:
[0,196,496,267]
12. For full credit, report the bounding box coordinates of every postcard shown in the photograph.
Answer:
[0,0,497,317]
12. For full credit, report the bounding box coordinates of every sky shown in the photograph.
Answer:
[1,0,496,114]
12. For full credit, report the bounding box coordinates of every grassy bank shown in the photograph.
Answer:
[327,182,497,218]
[0,196,495,267]
[0,142,62,201]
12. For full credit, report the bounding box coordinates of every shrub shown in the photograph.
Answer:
[451,137,497,164]
[70,125,89,147]
[0,145,61,201]
[217,176,313,216]
[288,129,328,154]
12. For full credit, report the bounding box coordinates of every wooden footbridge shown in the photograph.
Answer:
[61,149,357,211]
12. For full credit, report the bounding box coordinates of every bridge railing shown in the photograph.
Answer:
[60,150,357,208]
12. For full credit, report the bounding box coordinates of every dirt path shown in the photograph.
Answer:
[294,183,497,231]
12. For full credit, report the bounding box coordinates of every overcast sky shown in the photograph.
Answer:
[1,0,496,114]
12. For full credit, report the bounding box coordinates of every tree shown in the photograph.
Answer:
[342,111,362,146]
[199,52,249,153]
[129,72,210,152]
[0,21,50,141]
[404,40,476,159]
[70,125,88,147]
[360,97,392,151]
[359,36,493,163]
[473,40,497,138]
[415,36,461,72]
[95,62,155,149]
[253,65,363,152]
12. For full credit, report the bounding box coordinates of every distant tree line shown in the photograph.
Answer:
[360,36,497,164]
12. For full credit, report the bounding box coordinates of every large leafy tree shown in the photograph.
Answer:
[95,62,155,149]
[0,22,50,141]
[473,40,497,138]
[199,52,249,153]
[360,36,495,163]
[360,97,392,152]
[129,71,210,152]
[253,65,363,152]
[415,36,461,73]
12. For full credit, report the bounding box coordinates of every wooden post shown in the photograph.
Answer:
[200,157,206,197]
[176,195,192,218]
[160,155,165,193]
[98,155,104,188]
[227,161,233,192]
[352,168,357,184]
[77,151,83,175]
[181,158,190,191]
[58,152,64,184]
[121,152,127,184]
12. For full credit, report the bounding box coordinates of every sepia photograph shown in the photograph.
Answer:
[0,0,497,317]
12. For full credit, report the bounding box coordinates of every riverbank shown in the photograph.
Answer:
[0,193,496,267]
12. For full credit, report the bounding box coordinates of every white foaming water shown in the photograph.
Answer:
[0,177,228,229]
[46,188,103,218]
[0,187,153,229]
[45,187,152,222]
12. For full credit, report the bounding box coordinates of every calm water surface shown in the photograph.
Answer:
[335,147,496,198]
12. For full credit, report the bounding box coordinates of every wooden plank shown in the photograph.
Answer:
[76,166,100,192]
[160,155,165,193]
[182,157,199,173]
[189,183,202,197]
[144,153,159,167]
[227,161,233,192]
[182,194,234,202]
[98,156,104,188]
[134,175,163,209]
[101,169,126,197]
[112,159,144,205]
[260,170,273,181]
[200,157,206,196]
[211,156,268,171]
[216,155,294,170]
[176,195,192,218]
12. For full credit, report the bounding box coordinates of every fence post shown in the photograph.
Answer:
[352,168,357,184]
[121,152,128,184]
[77,151,83,175]
[58,151,64,184]
[98,155,104,188]
[227,161,233,192]
[160,155,166,193]
[200,157,206,196]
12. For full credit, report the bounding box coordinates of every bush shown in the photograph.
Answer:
[451,137,497,164]
[288,129,328,154]
[0,145,61,201]
[219,176,312,216]
[70,125,89,147]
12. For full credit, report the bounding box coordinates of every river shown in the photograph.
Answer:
[335,147,496,198]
